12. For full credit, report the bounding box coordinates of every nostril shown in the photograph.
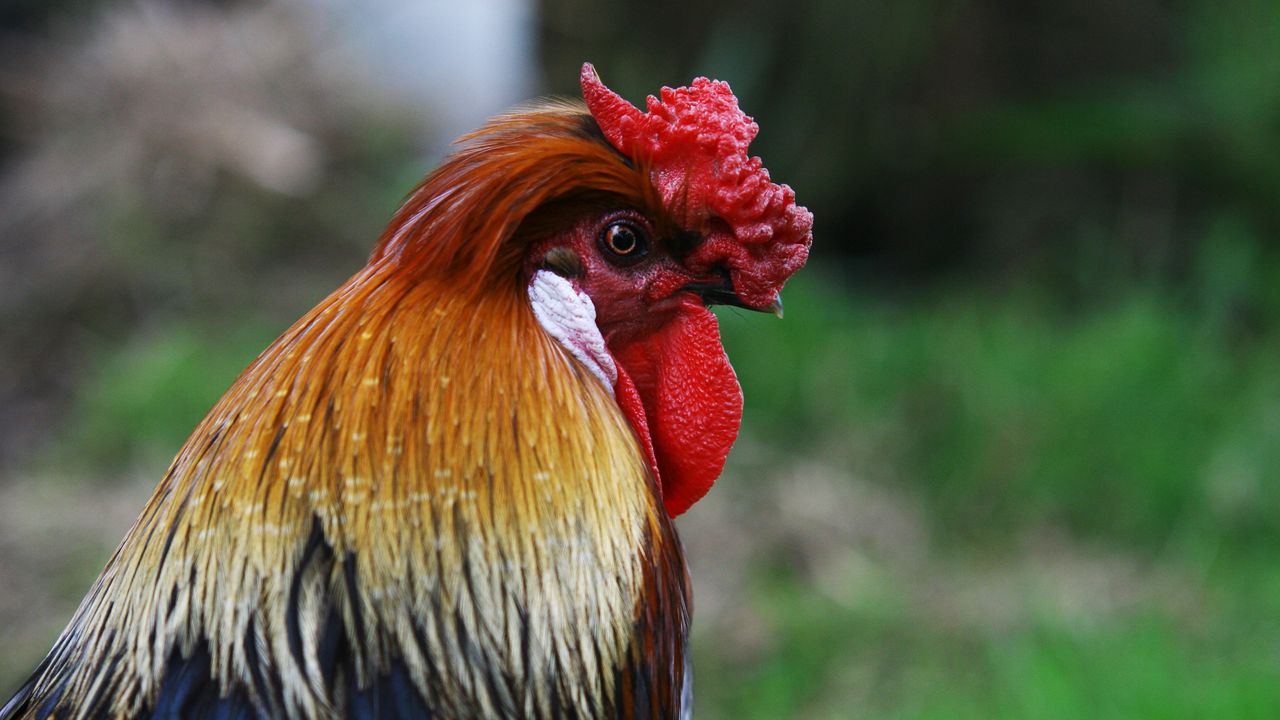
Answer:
[666,229,703,260]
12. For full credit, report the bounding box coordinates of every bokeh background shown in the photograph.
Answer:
[3,0,1280,717]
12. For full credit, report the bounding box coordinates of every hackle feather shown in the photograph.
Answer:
[3,101,689,720]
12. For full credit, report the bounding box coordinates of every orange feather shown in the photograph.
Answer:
[5,102,689,719]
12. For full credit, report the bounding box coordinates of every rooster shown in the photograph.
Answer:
[1,64,811,719]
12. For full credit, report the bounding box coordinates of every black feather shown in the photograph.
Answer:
[345,661,434,720]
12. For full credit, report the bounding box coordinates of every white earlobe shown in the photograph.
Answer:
[528,270,617,393]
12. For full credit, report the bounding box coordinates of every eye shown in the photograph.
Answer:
[598,220,650,265]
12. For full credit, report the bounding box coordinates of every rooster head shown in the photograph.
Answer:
[525,64,812,516]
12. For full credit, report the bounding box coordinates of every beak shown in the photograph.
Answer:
[682,270,784,318]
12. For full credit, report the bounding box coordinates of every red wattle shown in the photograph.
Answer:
[612,366,660,498]
[611,303,742,516]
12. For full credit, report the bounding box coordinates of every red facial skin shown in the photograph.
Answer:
[527,209,743,517]
[536,211,697,342]
[581,64,812,309]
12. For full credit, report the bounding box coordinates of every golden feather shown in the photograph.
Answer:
[8,103,688,719]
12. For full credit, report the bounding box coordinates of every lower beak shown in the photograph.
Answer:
[682,273,784,318]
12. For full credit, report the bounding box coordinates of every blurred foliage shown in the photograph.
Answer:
[66,321,277,468]
[0,0,422,467]
[543,0,1280,297]
[704,271,1280,715]
[721,268,1280,551]
[3,0,1280,717]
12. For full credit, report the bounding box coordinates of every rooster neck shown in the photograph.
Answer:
[13,266,691,719]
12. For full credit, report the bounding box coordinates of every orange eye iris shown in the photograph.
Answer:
[599,220,650,264]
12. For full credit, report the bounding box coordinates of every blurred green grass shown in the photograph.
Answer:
[60,321,279,469]
[698,260,1280,717]
[723,268,1280,550]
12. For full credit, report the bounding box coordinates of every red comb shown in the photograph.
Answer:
[580,63,812,307]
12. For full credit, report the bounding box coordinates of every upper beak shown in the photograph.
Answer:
[682,271,784,318]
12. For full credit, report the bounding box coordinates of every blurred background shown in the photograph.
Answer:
[2,0,1279,717]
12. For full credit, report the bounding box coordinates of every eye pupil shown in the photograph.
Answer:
[608,225,637,254]
[599,220,649,265]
